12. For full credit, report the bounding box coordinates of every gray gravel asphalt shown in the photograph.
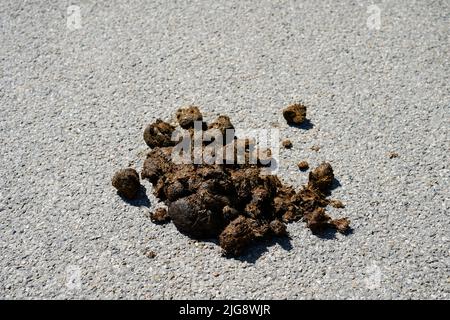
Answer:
[1,0,449,299]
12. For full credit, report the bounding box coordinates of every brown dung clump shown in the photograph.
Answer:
[283,103,307,125]
[282,139,293,149]
[150,207,170,224]
[308,162,334,192]
[330,199,345,209]
[176,106,203,129]
[297,160,309,171]
[143,119,176,148]
[117,107,350,256]
[388,151,399,159]
[112,168,141,199]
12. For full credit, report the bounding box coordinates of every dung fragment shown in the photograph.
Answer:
[388,152,399,159]
[297,160,309,171]
[143,119,175,148]
[269,219,288,236]
[141,147,174,185]
[308,162,334,192]
[330,217,350,233]
[304,207,332,233]
[207,115,235,144]
[168,191,229,239]
[176,106,203,129]
[150,207,170,224]
[282,139,293,149]
[112,168,141,199]
[144,249,157,259]
[219,216,262,256]
[330,199,345,208]
[283,103,307,125]
[304,208,350,234]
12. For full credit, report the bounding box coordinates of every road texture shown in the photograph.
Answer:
[0,0,449,299]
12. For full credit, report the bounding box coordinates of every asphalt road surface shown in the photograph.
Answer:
[0,0,448,299]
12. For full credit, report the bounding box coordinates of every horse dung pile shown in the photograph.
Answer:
[112,106,350,256]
